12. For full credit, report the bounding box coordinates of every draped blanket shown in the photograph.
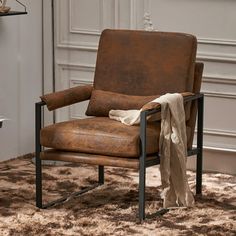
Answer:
[109,93,195,208]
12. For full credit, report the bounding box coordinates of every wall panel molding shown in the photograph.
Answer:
[192,144,236,154]
[57,44,98,51]
[203,128,236,138]
[194,129,236,153]
[57,62,95,71]
[203,75,236,85]
[194,128,236,142]
[197,52,236,63]
[202,91,236,99]
[70,79,93,86]
[56,0,101,49]
[198,37,236,46]
[69,0,103,35]
[202,145,236,153]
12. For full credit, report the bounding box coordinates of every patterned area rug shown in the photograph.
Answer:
[0,154,235,236]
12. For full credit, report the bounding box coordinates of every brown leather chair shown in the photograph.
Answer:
[35,29,204,221]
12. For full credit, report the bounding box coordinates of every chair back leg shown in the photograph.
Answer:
[196,95,204,195]
[35,102,43,208]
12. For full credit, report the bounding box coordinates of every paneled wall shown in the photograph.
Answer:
[54,0,142,121]
[53,0,236,174]
[144,0,236,174]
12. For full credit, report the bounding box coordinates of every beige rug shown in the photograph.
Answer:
[0,154,235,236]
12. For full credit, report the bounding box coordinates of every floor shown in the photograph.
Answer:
[0,155,235,235]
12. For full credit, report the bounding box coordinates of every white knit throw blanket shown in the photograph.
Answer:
[109,93,195,208]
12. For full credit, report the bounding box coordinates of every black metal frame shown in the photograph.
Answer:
[138,93,204,221]
[35,101,104,209]
[35,93,204,221]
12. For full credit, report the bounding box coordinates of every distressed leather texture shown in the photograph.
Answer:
[40,149,142,169]
[41,149,161,169]
[93,30,197,95]
[41,117,160,157]
[41,117,192,158]
[40,30,202,158]
[86,89,160,116]
[86,90,193,120]
[41,85,93,111]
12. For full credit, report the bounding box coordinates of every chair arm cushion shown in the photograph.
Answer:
[41,85,93,111]
[141,92,194,111]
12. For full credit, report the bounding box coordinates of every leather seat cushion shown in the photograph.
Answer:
[40,117,161,158]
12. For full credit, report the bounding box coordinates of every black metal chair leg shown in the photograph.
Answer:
[196,95,204,195]
[139,160,146,222]
[139,111,147,222]
[98,165,104,184]
[35,102,43,208]
[36,156,43,208]
[196,152,202,195]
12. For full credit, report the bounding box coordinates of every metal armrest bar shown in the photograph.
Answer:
[142,93,204,117]
[140,92,204,162]
[139,92,204,209]
[183,93,204,102]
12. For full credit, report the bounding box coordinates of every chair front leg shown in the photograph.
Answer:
[139,112,147,222]
[139,156,146,222]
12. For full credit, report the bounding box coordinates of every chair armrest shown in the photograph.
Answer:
[139,93,204,158]
[141,92,194,112]
[41,85,93,111]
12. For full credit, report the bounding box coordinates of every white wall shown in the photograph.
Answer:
[0,1,42,160]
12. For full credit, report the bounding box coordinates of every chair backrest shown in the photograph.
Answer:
[86,29,203,149]
[93,29,197,95]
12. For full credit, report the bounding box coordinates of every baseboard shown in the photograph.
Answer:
[187,148,236,175]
